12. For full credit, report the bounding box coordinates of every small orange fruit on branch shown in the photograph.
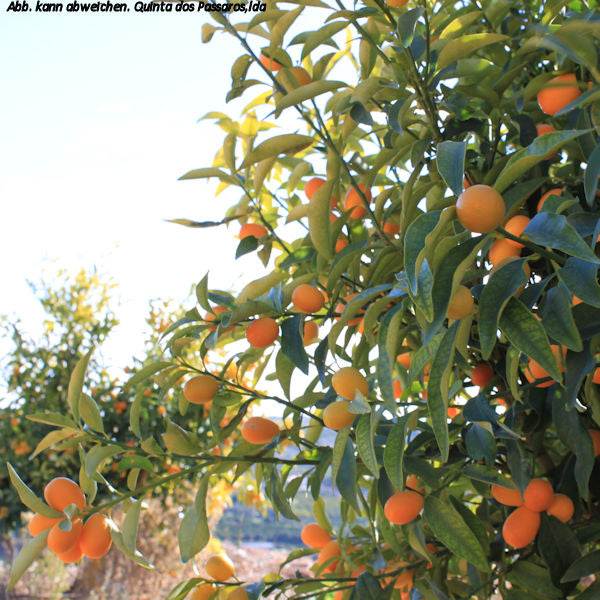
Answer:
[241,416,280,445]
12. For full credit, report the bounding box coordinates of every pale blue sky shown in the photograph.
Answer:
[0,12,269,366]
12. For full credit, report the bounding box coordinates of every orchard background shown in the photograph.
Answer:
[2,0,600,599]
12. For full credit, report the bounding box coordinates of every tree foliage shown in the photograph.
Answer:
[6,1,600,599]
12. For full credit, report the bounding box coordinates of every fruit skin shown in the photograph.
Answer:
[303,321,319,345]
[405,475,424,494]
[502,506,541,548]
[241,417,280,445]
[80,513,113,559]
[335,236,349,252]
[488,239,520,267]
[239,223,268,240]
[383,490,424,525]
[536,123,555,136]
[322,400,355,430]
[471,363,494,388]
[504,215,530,247]
[589,429,600,456]
[537,73,581,116]
[259,53,282,71]
[190,584,217,600]
[292,284,325,313]
[44,477,86,512]
[47,519,83,555]
[305,177,325,200]
[546,493,574,523]
[57,541,83,563]
[447,285,474,320]
[387,0,408,6]
[344,183,371,219]
[278,67,312,92]
[491,484,523,507]
[331,367,368,400]
[524,345,565,388]
[456,184,506,233]
[397,350,411,369]
[593,368,600,384]
[228,588,249,600]
[28,513,62,537]
[537,187,563,212]
[246,317,279,348]
[206,554,235,581]
[316,540,341,573]
[183,375,219,405]
[523,478,554,512]
[383,221,400,235]
[300,523,332,549]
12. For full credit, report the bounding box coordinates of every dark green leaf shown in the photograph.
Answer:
[479,258,528,358]
[437,141,466,197]
[499,297,562,382]
[424,495,490,572]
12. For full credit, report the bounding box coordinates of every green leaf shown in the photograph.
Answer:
[404,211,441,294]
[356,413,379,478]
[552,395,594,500]
[110,527,154,569]
[178,476,210,563]
[7,531,49,591]
[437,33,508,69]
[427,322,460,461]
[241,134,314,167]
[383,419,407,490]
[352,572,389,599]
[499,297,562,382]
[437,141,466,197]
[124,361,174,390]
[281,315,309,374]
[79,393,104,434]
[308,179,333,259]
[584,142,600,207]
[7,464,61,518]
[494,130,589,193]
[84,445,122,477]
[275,80,347,114]
[559,258,600,308]
[524,212,600,264]
[465,423,496,465]
[123,500,142,553]
[439,11,482,39]
[178,167,238,185]
[561,549,600,582]
[479,257,528,358]
[427,236,483,342]
[162,420,200,456]
[541,283,583,351]
[31,428,77,459]
[268,469,299,521]
[424,495,490,572]
[27,412,78,429]
[507,561,561,599]
[335,436,359,511]
[538,514,581,587]
[300,22,347,59]
[67,348,93,422]
[397,7,424,48]
[332,427,351,483]
[130,389,144,439]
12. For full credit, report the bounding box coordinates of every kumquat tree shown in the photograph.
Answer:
[5,0,600,598]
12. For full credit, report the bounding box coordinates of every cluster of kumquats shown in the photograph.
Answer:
[298,507,425,600]
[188,553,248,600]
[27,477,111,564]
